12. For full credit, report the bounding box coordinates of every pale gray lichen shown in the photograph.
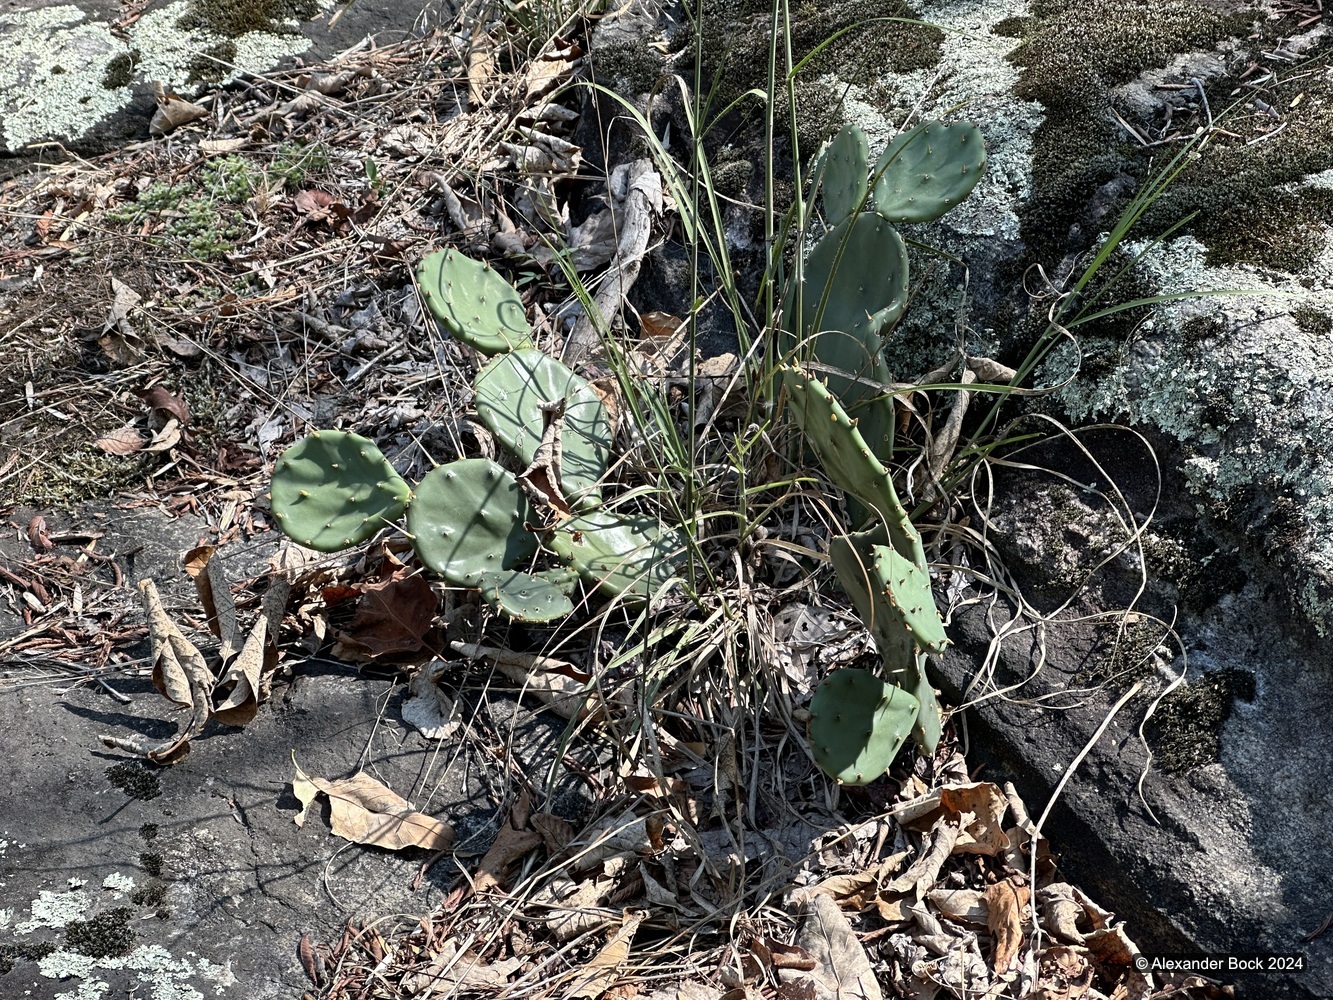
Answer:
[1051,232,1333,635]
[0,0,331,152]
[15,887,91,933]
[0,6,129,151]
[41,943,235,1000]
[100,872,136,896]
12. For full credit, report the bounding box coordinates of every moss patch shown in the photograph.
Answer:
[1292,304,1333,337]
[682,0,944,153]
[106,761,162,801]
[101,50,139,90]
[1146,668,1255,773]
[0,941,58,975]
[177,0,318,39]
[64,907,135,959]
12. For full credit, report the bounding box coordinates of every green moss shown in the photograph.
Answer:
[140,850,164,878]
[176,0,318,38]
[185,40,238,85]
[139,822,159,841]
[1071,617,1166,689]
[1146,668,1255,773]
[65,907,135,959]
[130,881,168,908]
[1292,304,1333,337]
[106,761,161,801]
[0,941,57,975]
[992,15,1036,38]
[102,51,139,90]
[683,0,943,152]
[589,40,667,96]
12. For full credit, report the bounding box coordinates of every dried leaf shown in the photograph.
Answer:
[212,615,267,726]
[894,781,1011,857]
[453,641,593,720]
[139,385,191,425]
[1037,883,1088,944]
[401,661,459,740]
[144,417,182,453]
[474,797,543,894]
[518,398,573,517]
[150,84,209,135]
[290,754,454,851]
[1034,945,1092,1000]
[928,888,988,927]
[790,894,881,1000]
[99,579,212,763]
[984,877,1030,973]
[298,933,323,987]
[94,425,146,456]
[183,545,240,661]
[567,911,645,1000]
[531,812,576,854]
[333,559,437,661]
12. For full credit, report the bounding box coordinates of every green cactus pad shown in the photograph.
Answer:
[473,348,612,507]
[407,459,538,585]
[416,248,533,355]
[783,367,918,550]
[822,125,870,228]
[785,211,907,405]
[871,543,948,656]
[907,654,943,754]
[872,122,986,224]
[808,667,920,785]
[269,430,411,552]
[550,510,685,602]
[476,569,575,622]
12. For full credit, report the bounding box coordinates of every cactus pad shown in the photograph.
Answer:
[416,248,532,355]
[783,367,917,550]
[550,510,685,602]
[785,211,907,404]
[872,122,986,224]
[871,543,948,656]
[473,348,612,507]
[808,667,920,785]
[476,569,575,622]
[407,459,538,585]
[822,125,870,228]
[270,430,411,552]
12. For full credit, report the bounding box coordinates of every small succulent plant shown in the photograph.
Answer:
[780,120,985,784]
[267,250,685,622]
[786,120,987,462]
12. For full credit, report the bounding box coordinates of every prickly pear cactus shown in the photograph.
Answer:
[476,568,577,622]
[270,430,412,552]
[407,458,538,585]
[808,667,920,784]
[473,348,612,508]
[783,366,922,560]
[870,543,948,656]
[549,510,685,602]
[416,248,532,355]
[821,124,870,228]
[871,121,986,224]
[785,211,907,407]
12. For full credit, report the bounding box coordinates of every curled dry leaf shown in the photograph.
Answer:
[984,877,1031,974]
[333,557,437,661]
[401,661,460,740]
[1034,945,1093,1000]
[894,781,1011,856]
[139,385,191,426]
[566,910,645,1000]
[95,424,146,456]
[291,754,454,851]
[99,579,212,763]
[453,641,594,720]
[474,794,543,894]
[150,84,209,135]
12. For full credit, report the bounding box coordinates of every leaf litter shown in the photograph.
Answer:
[0,2,1238,999]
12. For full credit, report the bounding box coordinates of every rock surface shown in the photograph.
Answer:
[0,0,455,154]
[0,508,595,998]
